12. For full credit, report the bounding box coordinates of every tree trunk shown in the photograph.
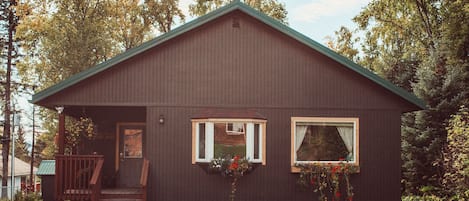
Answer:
[1,0,16,198]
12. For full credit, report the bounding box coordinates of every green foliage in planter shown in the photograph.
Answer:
[210,155,253,201]
[296,162,358,201]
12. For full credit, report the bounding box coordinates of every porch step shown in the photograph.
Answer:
[100,188,144,200]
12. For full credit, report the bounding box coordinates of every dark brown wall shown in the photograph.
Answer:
[147,107,402,201]
[40,11,414,111]
[38,10,409,201]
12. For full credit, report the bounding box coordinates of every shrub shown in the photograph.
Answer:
[443,105,469,197]
[13,191,42,201]
[402,195,443,201]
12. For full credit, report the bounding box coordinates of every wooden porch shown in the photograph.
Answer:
[55,155,149,201]
[51,106,149,201]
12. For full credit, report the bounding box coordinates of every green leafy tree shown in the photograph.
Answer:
[14,126,31,163]
[351,0,469,196]
[325,26,360,63]
[443,105,469,199]
[109,0,184,50]
[353,0,426,90]
[16,0,118,87]
[142,0,185,33]
[189,0,288,24]
[409,0,468,195]
[33,111,58,165]
[15,0,190,165]
[15,0,118,168]
[0,0,22,197]
[34,131,56,165]
[109,0,151,50]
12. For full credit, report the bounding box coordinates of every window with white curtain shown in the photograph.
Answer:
[291,117,359,167]
[192,119,266,165]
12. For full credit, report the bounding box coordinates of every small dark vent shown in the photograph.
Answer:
[232,17,240,28]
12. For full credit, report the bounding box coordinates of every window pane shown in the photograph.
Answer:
[214,123,246,158]
[198,123,205,159]
[254,124,259,159]
[296,123,353,161]
[226,123,245,134]
[123,129,143,158]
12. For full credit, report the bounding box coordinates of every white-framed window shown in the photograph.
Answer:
[226,123,245,135]
[291,117,359,170]
[192,119,266,165]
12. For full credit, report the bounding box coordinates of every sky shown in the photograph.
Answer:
[178,0,372,44]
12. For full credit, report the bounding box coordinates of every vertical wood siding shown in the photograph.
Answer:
[41,11,413,111]
[146,107,402,201]
[40,11,409,201]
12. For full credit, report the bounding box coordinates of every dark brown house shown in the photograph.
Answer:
[32,1,425,201]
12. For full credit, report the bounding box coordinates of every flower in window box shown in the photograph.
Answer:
[295,160,357,201]
[209,155,253,201]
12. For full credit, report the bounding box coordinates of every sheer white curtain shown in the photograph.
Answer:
[295,126,308,151]
[233,123,244,132]
[337,127,353,157]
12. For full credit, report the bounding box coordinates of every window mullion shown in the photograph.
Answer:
[206,122,214,160]
[259,123,263,161]
[246,123,254,160]
[195,123,200,160]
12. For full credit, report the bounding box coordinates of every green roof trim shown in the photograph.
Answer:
[32,1,426,109]
[36,160,55,176]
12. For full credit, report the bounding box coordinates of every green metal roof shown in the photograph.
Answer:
[36,160,55,176]
[31,1,426,109]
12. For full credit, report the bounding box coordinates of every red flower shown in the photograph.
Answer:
[335,191,341,198]
[339,157,345,161]
[331,166,341,174]
[230,162,239,170]
[348,196,353,201]
[310,178,315,185]
[233,155,240,161]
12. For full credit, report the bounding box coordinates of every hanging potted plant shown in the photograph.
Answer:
[65,117,97,154]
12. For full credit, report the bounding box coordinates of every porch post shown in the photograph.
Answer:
[56,106,65,155]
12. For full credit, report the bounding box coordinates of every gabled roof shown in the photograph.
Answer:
[31,1,425,109]
[0,154,37,177]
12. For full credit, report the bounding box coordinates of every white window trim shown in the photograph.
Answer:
[192,119,266,165]
[291,117,359,172]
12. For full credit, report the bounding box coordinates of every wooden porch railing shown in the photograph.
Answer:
[140,158,150,201]
[55,155,104,201]
[89,158,104,201]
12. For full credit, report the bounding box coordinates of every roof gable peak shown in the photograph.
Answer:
[32,1,425,110]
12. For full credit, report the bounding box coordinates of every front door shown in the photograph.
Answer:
[117,123,145,188]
